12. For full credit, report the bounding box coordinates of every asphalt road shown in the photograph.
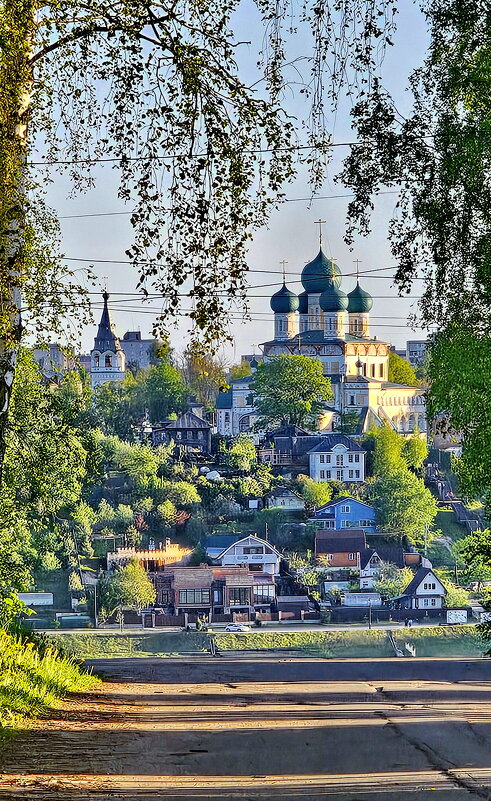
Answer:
[1,654,491,799]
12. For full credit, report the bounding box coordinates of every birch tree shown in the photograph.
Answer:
[0,0,397,479]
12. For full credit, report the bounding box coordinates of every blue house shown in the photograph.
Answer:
[310,496,377,532]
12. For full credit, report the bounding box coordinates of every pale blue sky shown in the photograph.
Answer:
[41,0,429,361]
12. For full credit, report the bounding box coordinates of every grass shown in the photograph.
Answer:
[46,626,487,660]
[0,630,99,730]
[47,631,210,659]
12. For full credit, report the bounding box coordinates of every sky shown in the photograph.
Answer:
[40,0,430,362]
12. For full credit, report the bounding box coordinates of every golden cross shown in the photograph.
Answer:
[353,259,362,280]
[314,219,326,246]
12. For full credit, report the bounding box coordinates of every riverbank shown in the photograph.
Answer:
[46,624,486,659]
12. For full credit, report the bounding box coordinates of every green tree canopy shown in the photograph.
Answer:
[369,469,438,546]
[388,352,419,386]
[251,355,333,431]
[374,563,414,600]
[296,475,332,510]
[223,435,257,473]
[103,558,156,612]
[144,361,188,423]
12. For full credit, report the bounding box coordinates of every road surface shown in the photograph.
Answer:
[1,654,491,799]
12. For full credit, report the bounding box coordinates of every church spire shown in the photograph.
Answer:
[94,291,122,352]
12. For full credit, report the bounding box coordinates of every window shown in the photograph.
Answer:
[253,585,275,604]
[431,598,437,606]
[331,361,340,373]
[341,519,349,527]
[94,355,100,367]
[336,455,343,465]
[243,547,262,555]
[326,455,331,463]
[349,395,355,406]
[324,520,335,529]
[354,454,360,463]
[359,519,372,527]
[320,470,325,479]
[348,454,354,463]
[178,589,210,605]
[340,505,350,513]
[370,364,375,377]
[348,553,355,561]
[229,587,250,605]
[105,354,112,367]
[320,455,325,463]
[224,412,230,424]
[336,470,343,481]
[326,554,334,561]
[326,470,331,478]
[379,364,384,377]
[423,598,429,607]
[355,470,360,478]
[348,470,354,479]
[423,582,436,590]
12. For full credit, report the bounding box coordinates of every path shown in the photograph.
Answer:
[1,655,491,799]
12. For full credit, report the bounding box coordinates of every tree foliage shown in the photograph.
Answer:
[222,434,257,473]
[426,327,490,499]
[102,558,156,612]
[296,475,332,510]
[251,355,333,430]
[374,562,414,600]
[388,352,419,387]
[369,469,437,546]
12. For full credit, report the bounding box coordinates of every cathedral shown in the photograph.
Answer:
[215,247,426,438]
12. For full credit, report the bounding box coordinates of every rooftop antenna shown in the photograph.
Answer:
[314,219,326,247]
[353,259,362,280]
[280,260,288,284]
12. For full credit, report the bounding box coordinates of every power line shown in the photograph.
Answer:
[61,256,415,280]
[57,190,400,219]
[27,139,376,167]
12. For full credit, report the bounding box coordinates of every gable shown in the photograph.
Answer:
[218,534,281,559]
[314,497,376,517]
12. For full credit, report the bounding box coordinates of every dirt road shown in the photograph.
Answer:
[1,654,491,799]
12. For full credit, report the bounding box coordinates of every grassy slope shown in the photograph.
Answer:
[47,626,486,659]
[0,631,99,729]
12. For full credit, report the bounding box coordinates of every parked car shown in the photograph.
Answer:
[225,623,250,632]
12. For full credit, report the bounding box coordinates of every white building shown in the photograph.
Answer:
[214,534,281,576]
[90,292,126,389]
[397,567,447,610]
[120,331,156,370]
[214,245,428,438]
[307,435,365,483]
[215,370,260,439]
[265,486,305,510]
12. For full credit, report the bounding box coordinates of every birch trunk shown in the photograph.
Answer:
[0,0,34,482]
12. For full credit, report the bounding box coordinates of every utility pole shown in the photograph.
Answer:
[424,523,428,557]
[93,582,98,629]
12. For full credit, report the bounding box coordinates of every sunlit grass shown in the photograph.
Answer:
[0,630,99,729]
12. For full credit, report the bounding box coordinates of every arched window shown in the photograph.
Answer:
[94,355,99,368]
[370,364,375,378]
[105,354,112,367]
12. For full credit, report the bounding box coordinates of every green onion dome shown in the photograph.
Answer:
[270,283,299,313]
[298,290,309,314]
[319,281,349,312]
[301,248,342,293]
[347,281,373,313]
